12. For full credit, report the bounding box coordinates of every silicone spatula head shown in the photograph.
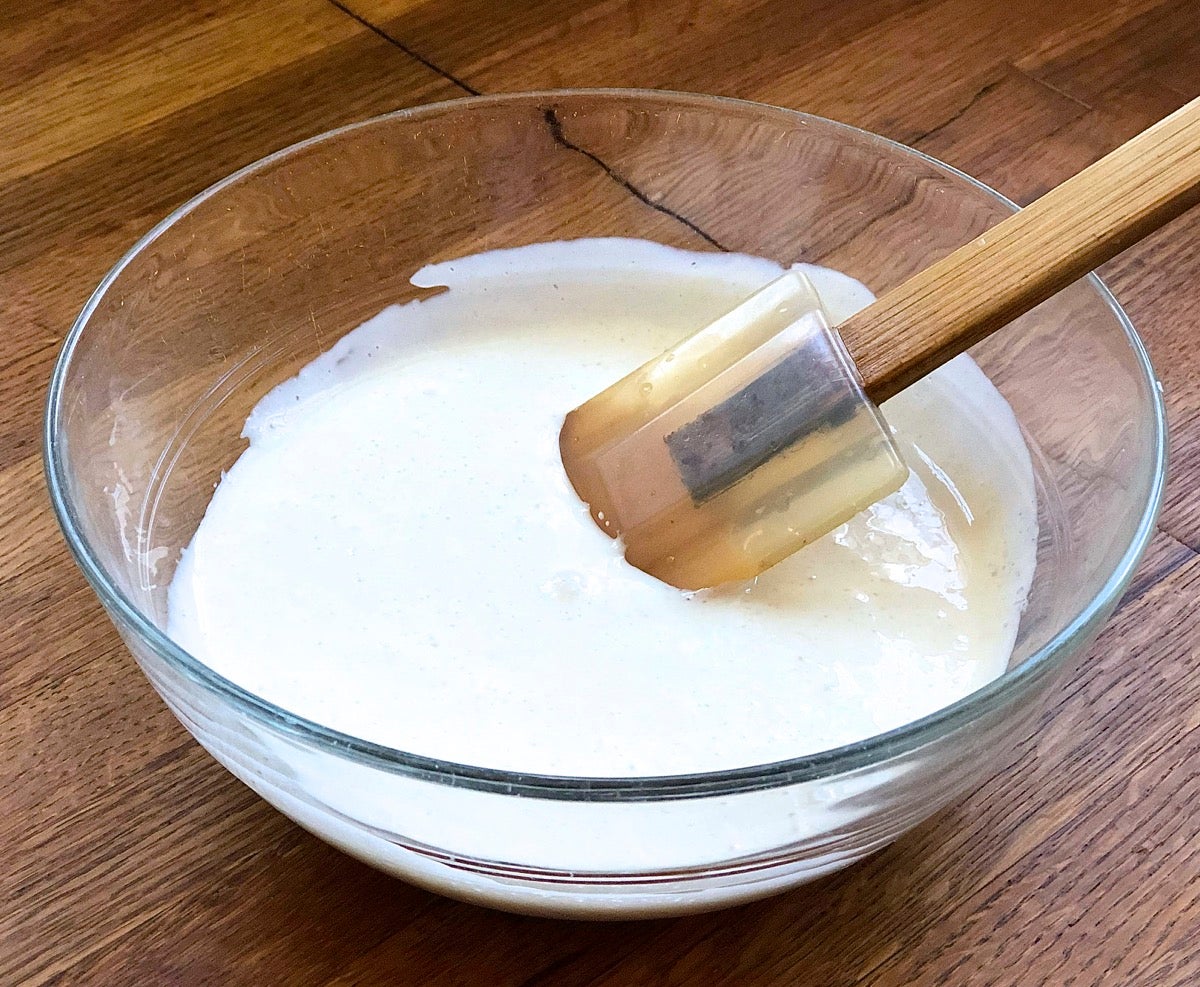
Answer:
[559,272,907,590]
[561,96,1200,590]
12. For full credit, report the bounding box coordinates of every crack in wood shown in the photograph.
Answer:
[912,64,1096,150]
[910,78,1006,145]
[542,107,731,251]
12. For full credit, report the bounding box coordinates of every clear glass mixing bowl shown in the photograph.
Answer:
[45,90,1165,918]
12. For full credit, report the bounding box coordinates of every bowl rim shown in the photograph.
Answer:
[44,88,1167,801]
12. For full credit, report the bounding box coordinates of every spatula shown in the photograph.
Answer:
[560,95,1200,590]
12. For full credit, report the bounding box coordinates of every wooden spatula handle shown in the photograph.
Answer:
[842,95,1200,404]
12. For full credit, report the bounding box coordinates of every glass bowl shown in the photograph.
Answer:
[45,90,1165,918]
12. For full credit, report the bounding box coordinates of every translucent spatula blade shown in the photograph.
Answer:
[560,271,908,589]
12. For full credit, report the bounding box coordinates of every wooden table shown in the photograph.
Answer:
[4,1,1199,983]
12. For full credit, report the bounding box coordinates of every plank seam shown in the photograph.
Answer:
[324,0,481,95]
[322,1,733,253]
[1114,525,1198,612]
[1154,521,1200,557]
[1009,64,1095,112]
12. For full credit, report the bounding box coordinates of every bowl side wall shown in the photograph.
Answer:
[46,91,1164,914]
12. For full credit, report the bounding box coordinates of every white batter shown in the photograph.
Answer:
[168,239,1037,776]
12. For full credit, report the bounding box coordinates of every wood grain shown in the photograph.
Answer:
[845,94,1200,402]
[3,0,1200,984]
